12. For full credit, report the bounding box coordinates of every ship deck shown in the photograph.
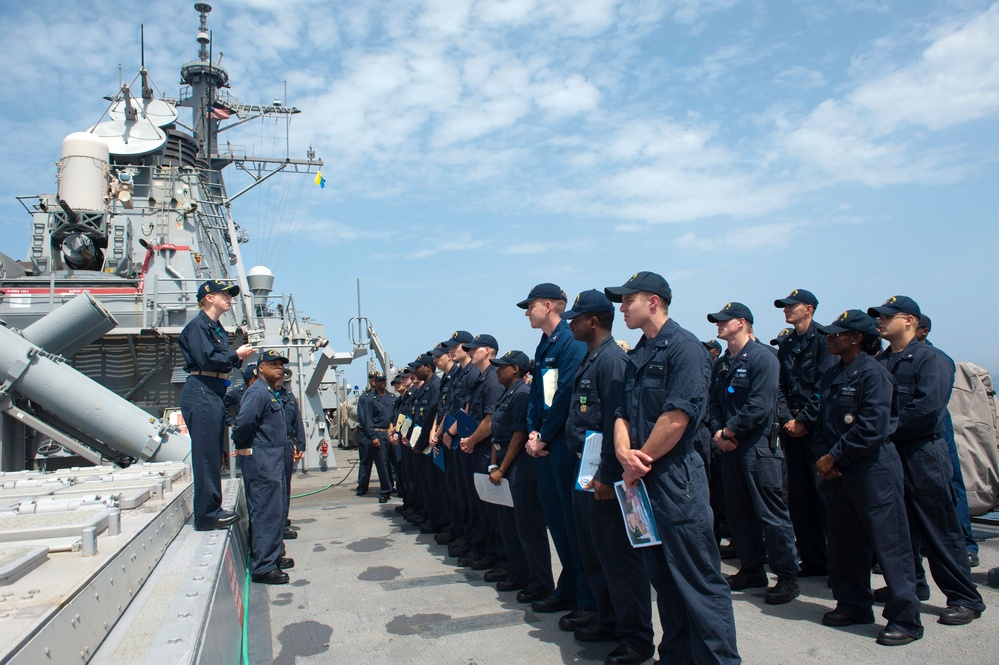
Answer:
[250,461,999,664]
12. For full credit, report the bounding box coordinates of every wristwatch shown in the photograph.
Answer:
[488,464,499,472]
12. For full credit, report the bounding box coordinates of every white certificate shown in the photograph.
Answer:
[400,417,413,439]
[409,424,423,447]
[575,431,602,492]
[542,368,558,408]
[473,472,514,507]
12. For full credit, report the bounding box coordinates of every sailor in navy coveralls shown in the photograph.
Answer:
[487,350,553,601]
[564,290,654,665]
[178,279,255,531]
[519,283,591,618]
[707,302,799,605]
[458,336,506,572]
[812,309,923,646]
[868,295,985,629]
[773,289,836,577]
[606,272,740,665]
[233,349,295,584]
[275,374,307,537]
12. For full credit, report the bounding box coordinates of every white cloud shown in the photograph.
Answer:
[675,221,805,252]
[535,74,601,117]
[406,236,488,260]
[774,66,827,90]
[544,119,794,224]
[784,4,999,185]
[276,219,386,246]
[851,5,999,130]
[668,0,739,26]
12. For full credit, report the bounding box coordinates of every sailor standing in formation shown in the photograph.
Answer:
[355,276,986,663]
[276,371,307,539]
[563,290,655,664]
[867,296,985,626]
[520,285,592,620]
[774,289,835,578]
[811,309,923,645]
[707,302,800,605]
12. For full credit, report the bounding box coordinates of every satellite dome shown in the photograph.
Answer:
[247,265,274,294]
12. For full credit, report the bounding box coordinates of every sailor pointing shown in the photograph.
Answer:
[179,279,256,530]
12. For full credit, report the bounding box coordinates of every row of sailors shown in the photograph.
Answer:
[352,272,984,665]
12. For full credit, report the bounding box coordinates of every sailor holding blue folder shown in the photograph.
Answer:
[563,290,654,664]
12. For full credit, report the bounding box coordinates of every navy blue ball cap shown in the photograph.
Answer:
[562,289,615,319]
[918,314,932,331]
[391,374,404,385]
[774,289,818,309]
[462,333,499,351]
[258,349,289,364]
[516,283,568,309]
[707,302,754,324]
[817,309,879,337]
[197,279,239,301]
[604,271,672,304]
[430,343,450,357]
[442,330,474,348]
[242,363,258,382]
[702,339,722,354]
[867,295,921,319]
[374,372,386,381]
[490,350,532,373]
[407,353,435,369]
[770,328,792,346]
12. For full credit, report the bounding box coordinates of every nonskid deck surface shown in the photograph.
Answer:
[253,467,999,665]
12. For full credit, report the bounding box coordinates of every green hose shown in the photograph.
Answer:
[241,553,251,665]
[289,459,358,499]
[241,458,359,663]
[290,483,334,499]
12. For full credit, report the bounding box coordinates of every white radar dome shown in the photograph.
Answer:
[247,266,275,294]
[59,132,110,212]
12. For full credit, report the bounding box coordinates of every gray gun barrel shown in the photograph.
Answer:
[0,324,191,463]
[21,292,119,357]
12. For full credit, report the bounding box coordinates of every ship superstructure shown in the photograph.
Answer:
[0,4,363,663]
[0,2,342,473]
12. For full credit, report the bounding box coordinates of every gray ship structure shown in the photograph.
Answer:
[0,3,379,662]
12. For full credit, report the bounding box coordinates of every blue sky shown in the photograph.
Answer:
[1,0,997,389]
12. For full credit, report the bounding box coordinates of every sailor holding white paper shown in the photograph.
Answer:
[563,289,655,661]
[457,334,506,572]
[486,350,555,600]
[519,283,591,618]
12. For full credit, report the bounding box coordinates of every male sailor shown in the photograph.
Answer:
[233,349,296,584]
